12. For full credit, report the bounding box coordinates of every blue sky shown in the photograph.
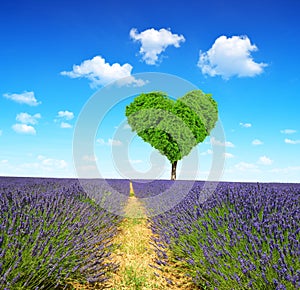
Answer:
[0,0,300,182]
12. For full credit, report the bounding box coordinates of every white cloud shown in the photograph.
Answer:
[115,76,148,87]
[57,110,74,120]
[258,155,273,165]
[0,155,71,177]
[198,35,267,79]
[130,28,185,65]
[280,129,297,134]
[224,152,234,159]
[60,122,72,129]
[37,155,46,161]
[200,149,233,158]
[211,137,235,147]
[108,138,122,146]
[97,138,122,146]
[240,122,252,128]
[3,91,41,106]
[61,55,146,88]
[56,111,74,128]
[225,141,235,148]
[235,162,258,171]
[25,155,68,170]
[284,138,300,144]
[200,149,213,155]
[43,159,67,169]
[1,159,8,164]
[0,130,2,136]
[270,166,300,174]
[252,139,263,145]
[12,124,36,135]
[16,112,41,125]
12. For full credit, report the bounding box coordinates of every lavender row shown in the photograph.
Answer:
[131,179,176,198]
[137,181,300,289]
[0,177,129,289]
[78,178,130,215]
[132,179,206,216]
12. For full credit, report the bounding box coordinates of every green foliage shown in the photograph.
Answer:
[178,90,218,135]
[125,90,218,164]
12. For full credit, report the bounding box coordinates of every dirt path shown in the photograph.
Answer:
[104,181,194,290]
[105,182,162,289]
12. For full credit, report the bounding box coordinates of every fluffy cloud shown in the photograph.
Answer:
[200,149,233,158]
[280,129,297,134]
[60,122,72,129]
[108,139,122,146]
[224,152,234,159]
[97,138,122,146]
[0,156,70,177]
[258,155,273,165]
[235,162,258,171]
[56,110,74,129]
[198,35,267,79]
[270,166,300,174]
[61,55,146,88]
[252,139,263,145]
[130,28,185,65]
[200,149,213,156]
[16,112,41,125]
[3,91,41,106]
[285,138,300,144]
[0,130,2,136]
[37,155,68,169]
[240,122,252,128]
[57,110,74,120]
[211,137,235,147]
[12,124,36,135]
[40,159,67,169]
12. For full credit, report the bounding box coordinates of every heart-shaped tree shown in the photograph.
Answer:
[125,90,218,180]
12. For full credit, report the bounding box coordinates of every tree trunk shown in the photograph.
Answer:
[171,161,177,180]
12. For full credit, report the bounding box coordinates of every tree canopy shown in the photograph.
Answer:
[125,90,218,179]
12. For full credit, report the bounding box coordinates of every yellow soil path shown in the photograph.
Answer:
[104,181,194,289]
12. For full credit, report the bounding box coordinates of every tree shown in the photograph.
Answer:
[125,90,218,180]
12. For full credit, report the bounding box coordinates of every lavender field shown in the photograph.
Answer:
[0,177,129,289]
[1,177,300,289]
[139,181,300,289]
